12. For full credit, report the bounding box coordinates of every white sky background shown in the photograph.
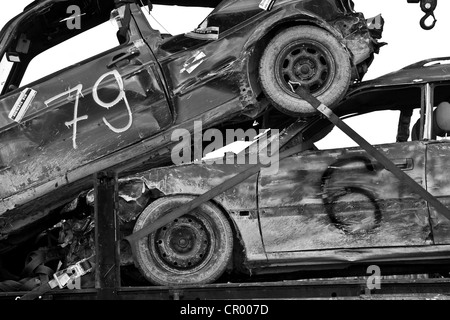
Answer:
[322,1,450,149]
[0,1,449,150]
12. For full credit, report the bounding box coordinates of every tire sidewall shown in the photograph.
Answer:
[259,26,351,117]
[132,195,233,286]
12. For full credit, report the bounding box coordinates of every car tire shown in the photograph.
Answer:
[132,195,233,286]
[259,26,351,117]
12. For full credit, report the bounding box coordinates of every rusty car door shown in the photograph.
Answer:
[0,4,172,204]
[414,83,450,245]
[258,141,432,253]
[426,140,450,244]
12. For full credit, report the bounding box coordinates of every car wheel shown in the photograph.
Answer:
[259,26,351,117]
[132,195,233,286]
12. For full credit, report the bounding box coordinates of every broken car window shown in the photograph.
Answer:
[20,20,120,87]
[140,5,213,37]
[316,109,421,150]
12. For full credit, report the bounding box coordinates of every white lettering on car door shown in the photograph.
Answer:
[93,70,133,134]
[45,84,87,149]
[43,70,133,150]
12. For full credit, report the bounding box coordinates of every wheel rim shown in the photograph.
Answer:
[150,213,214,273]
[275,39,335,96]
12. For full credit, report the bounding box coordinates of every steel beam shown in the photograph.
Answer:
[94,171,120,300]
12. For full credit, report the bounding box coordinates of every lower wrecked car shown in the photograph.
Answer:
[0,0,383,246]
[3,57,450,288]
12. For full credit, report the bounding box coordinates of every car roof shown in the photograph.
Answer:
[0,0,222,54]
[331,57,450,117]
[351,56,450,90]
[0,0,115,57]
[21,0,220,13]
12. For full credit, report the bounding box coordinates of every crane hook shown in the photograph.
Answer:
[420,11,437,30]
[419,0,438,30]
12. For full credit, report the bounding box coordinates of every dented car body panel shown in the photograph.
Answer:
[0,0,382,241]
[134,164,265,262]
[156,0,381,114]
[0,36,171,199]
[259,142,430,253]
[132,142,436,272]
[155,0,380,118]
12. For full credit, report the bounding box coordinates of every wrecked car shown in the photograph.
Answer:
[3,57,450,288]
[124,57,450,286]
[0,0,383,247]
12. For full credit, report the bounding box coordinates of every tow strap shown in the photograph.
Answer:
[18,255,95,300]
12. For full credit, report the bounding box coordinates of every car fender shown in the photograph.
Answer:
[242,7,351,99]
[132,165,268,267]
[245,11,345,50]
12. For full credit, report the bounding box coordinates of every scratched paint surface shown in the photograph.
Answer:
[263,245,450,268]
[130,140,432,265]
[259,141,431,252]
[133,163,265,260]
[124,139,438,268]
[0,67,170,199]
[426,140,450,244]
[157,0,380,121]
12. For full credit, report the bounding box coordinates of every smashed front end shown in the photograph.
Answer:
[333,1,385,81]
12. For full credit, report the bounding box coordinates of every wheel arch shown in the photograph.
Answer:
[246,16,351,101]
[208,198,249,274]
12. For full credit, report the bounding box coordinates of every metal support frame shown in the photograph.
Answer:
[6,277,450,300]
[94,171,121,300]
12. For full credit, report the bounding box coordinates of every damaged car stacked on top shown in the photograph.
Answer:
[0,0,384,288]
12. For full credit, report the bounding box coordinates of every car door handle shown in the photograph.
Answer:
[392,158,414,171]
[107,50,140,69]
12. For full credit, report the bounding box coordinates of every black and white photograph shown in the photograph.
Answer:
[0,0,449,310]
